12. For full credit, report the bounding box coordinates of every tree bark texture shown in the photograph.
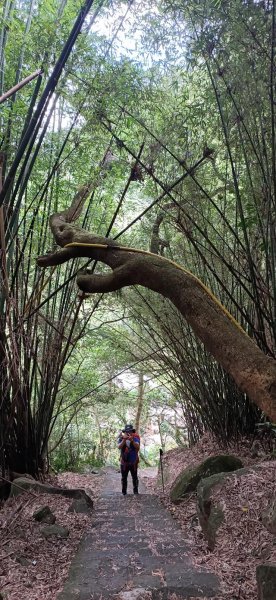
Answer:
[37,209,276,422]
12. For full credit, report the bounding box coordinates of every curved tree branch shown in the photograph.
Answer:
[37,195,276,421]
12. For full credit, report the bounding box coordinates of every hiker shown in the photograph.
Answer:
[117,424,140,495]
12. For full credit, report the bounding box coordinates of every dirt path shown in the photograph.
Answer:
[57,467,219,600]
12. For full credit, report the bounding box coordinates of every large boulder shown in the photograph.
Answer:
[256,563,276,600]
[197,464,262,550]
[170,454,243,504]
[197,472,229,550]
[9,477,93,507]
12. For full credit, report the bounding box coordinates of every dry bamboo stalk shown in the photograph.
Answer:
[0,69,42,105]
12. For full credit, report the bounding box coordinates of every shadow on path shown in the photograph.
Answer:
[58,467,219,600]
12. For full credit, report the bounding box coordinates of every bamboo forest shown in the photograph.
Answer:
[0,1,276,599]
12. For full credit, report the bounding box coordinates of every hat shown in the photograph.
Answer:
[123,423,135,433]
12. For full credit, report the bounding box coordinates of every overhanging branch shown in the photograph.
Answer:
[37,190,276,421]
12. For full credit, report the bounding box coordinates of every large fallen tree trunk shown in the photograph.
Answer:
[37,197,276,421]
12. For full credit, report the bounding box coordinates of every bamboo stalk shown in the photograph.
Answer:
[0,69,42,105]
[0,0,99,209]
[0,153,9,300]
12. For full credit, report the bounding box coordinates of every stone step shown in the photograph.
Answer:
[57,476,219,600]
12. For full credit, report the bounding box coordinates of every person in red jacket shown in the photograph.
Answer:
[117,424,140,495]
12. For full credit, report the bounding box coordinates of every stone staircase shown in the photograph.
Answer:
[58,470,219,600]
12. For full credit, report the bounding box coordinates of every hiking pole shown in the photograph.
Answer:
[159,448,164,492]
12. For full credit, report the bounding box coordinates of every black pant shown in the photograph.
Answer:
[121,463,138,494]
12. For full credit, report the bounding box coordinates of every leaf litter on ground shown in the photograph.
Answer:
[0,471,103,600]
[153,433,276,600]
[0,436,275,600]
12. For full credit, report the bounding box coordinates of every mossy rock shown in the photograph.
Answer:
[197,472,228,550]
[9,477,93,507]
[170,454,243,504]
[41,524,69,539]
[197,465,259,550]
[256,563,276,600]
[33,505,56,524]
[262,499,276,534]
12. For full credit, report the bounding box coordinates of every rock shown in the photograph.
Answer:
[9,477,93,508]
[117,589,152,600]
[33,505,56,524]
[197,464,265,550]
[262,499,276,534]
[197,472,228,550]
[256,563,276,599]
[41,524,69,539]
[170,454,243,504]
[13,526,26,539]
[16,555,31,566]
[68,498,92,513]
[81,467,99,475]
[9,471,35,481]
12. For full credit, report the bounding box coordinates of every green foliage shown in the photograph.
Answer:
[1,0,275,476]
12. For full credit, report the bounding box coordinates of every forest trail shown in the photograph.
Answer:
[57,467,219,600]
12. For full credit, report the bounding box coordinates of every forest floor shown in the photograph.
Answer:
[0,435,275,599]
[149,433,276,600]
